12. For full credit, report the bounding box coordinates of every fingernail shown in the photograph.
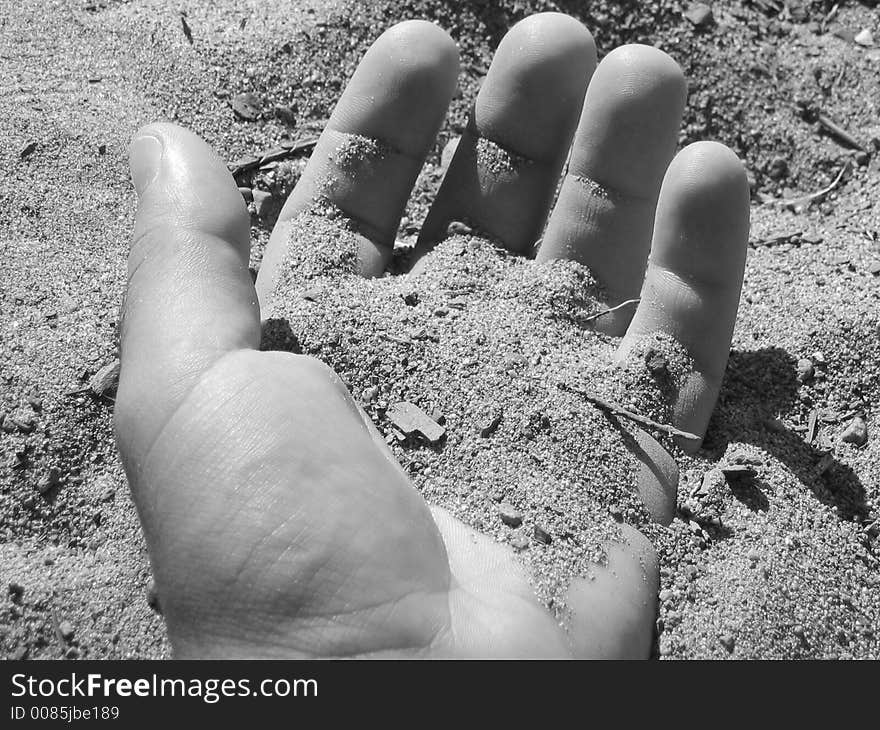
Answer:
[129,134,164,196]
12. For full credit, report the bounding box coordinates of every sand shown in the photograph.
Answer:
[1,0,879,660]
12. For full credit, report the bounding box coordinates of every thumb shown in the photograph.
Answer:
[116,123,259,472]
[129,122,250,250]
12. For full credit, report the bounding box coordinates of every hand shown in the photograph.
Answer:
[115,14,748,658]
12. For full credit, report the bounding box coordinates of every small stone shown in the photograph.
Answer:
[479,411,503,437]
[497,502,523,528]
[252,189,273,218]
[89,359,120,398]
[509,533,529,551]
[403,291,420,306]
[658,589,674,602]
[8,582,24,600]
[719,634,736,652]
[684,3,714,28]
[232,91,262,121]
[302,288,321,301]
[36,468,61,495]
[446,220,473,236]
[13,415,35,434]
[793,625,805,638]
[273,103,297,125]
[645,349,668,376]
[533,525,552,545]
[361,386,379,403]
[58,621,75,641]
[386,401,446,444]
[65,647,80,659]
[867,261,880,276]
[796,358,814,382]
[854,29,874,47]
[767,156,789,180]
[20,141,37,159]
[841,416,868,446]
[747,548,761,563]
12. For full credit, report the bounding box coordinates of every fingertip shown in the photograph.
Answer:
[514,11,597,57]
[477,12,596,162]
[653,141,750,287]
[564,524,658,659]
[383,19,461,72]
[569,43,686,197]
[129,122,250,255]
[329,19,459,157]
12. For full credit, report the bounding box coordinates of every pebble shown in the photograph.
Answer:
[386,401,446,444]
[767,156,789,180]
[868,261,880,276]
[446,221,473,236]
[58,621,75,641]
[719,634,736,652]
[658,589,674,602]
[89,359,120,398]
[479,410,503,437]
[13,414,35,434]
[361,386,378,403]
[840,416,868,446]
[509,533,529,551]
[645,349,668,376]
[36,468,61,495]
[273,104,297,126]
[497,502,523,528]
[854,29,874,47]
[533,525,552,545]
[231,91,262,121]
[684,3,714,28]
[252,189,273,218]
[796,357,814,382]
[8,582,24,600]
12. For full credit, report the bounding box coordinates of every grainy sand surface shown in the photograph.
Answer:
[1,0,879,659]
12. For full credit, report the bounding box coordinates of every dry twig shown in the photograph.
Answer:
[582,298,640,324]
[556,382,701,442]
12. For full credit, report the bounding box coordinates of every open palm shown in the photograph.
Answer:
[115,15,748,658]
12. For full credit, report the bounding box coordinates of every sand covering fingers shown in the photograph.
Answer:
[262,210,695,616]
